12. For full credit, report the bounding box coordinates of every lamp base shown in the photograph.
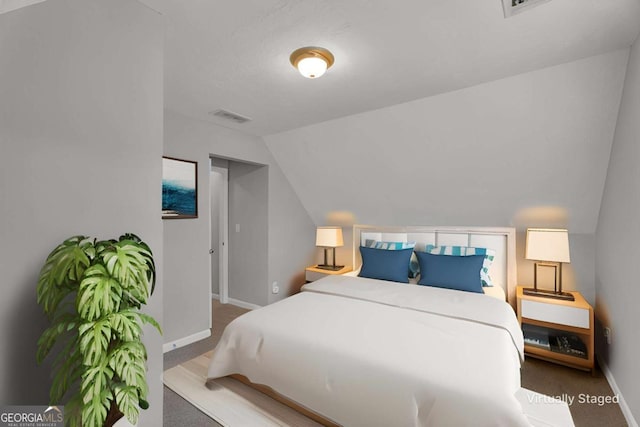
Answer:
[316,264,345,271]
[523,288,575,301]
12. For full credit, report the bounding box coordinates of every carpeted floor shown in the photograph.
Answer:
[163,299,628,427]
[164,300,248,427]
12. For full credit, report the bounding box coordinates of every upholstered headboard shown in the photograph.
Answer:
[352,225,518,308]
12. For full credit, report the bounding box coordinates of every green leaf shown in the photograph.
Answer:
[49,332,82,403]
[108,310,142,342]
[81,388,112,427]
[138,398,149,410]
[37,236,94,315]
[81,359,114,405]
[36,311,78,363]
[79,319,112,366]
[77,265,122,321]
[138,312,162,335]
[64,393,83,427]
[108,341,148,399]
[101,238,155,301]
[119,234,156,295]
[113,384,140,425]
[80,360,114,427]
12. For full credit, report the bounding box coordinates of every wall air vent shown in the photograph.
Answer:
[210,109,252,124]
[502,0,552,18]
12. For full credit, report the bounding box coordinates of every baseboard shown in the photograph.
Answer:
[226,297,262,311]
[211,293,219,300]
[163,329,211,353]
[598,356,638,427]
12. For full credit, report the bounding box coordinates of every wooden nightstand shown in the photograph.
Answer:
[305,265,352,282]
[517,286,594,373]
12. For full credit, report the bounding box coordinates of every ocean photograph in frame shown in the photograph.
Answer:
[162,156,198,219]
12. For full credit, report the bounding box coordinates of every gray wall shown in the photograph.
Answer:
[228,162,269,305]
[163,110,316,346]
[595,35,640,424]
[265,49,630,303]
[0,1,164,425]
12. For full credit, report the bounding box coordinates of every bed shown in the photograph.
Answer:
[207,225,531,426]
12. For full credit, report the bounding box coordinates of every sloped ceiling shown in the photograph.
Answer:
[265,50,629,234]
[142,0,639,136]
[139,0,639,234]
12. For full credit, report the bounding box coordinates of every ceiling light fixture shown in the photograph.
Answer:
[290,46,334,79]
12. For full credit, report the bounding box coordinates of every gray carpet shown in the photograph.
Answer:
[164,300,249,427]
[164,299,629,427]
[521,357,627,426]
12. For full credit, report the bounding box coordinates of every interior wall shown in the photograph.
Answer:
[163,110,316,347]
[228,162,269,306]
[0,1,164,425]
[266,49,629,302]
[595,35,640,425]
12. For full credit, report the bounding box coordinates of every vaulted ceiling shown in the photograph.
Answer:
[142,0,640,136]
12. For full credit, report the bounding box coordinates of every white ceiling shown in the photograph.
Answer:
[143,0,640,136]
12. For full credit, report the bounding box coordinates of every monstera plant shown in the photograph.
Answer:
[36,234,161,427]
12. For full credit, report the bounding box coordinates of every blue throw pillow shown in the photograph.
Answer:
[364,239,419,278]
[358,246,414,284]
[416,252,485,293]
[424,245,496,287]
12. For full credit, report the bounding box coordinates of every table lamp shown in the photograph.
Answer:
[316,226,344,271]
[524,228,574,301]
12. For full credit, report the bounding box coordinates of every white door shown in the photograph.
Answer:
[210,166,229,304]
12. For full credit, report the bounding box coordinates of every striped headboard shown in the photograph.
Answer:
[352,225,518,308]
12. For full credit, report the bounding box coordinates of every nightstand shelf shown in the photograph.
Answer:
[517,286,594,373]
[305,265,352,282]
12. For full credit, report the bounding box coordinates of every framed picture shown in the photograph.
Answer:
[162,156,198,219]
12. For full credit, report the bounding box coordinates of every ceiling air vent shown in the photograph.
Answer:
[502,0,552,18]
[210,109,252,124]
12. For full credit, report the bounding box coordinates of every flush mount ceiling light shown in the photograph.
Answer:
[289,46,334,79]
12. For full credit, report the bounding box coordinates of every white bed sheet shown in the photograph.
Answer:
[207,275,529,426]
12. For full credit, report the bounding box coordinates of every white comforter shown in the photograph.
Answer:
[207,275,530,426]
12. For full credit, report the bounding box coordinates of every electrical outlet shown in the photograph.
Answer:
[603,327,612,345]
[272,281,279,294]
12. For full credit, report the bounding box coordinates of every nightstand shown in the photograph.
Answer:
[305,265,352,282]
[517,286,594,373]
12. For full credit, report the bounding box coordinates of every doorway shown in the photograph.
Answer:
[210,156,269,308]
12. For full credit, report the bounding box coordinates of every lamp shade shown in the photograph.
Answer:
[525,228,571,263]
[316,226,344,248]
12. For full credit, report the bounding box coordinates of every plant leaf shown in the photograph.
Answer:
[108,341,148,399]
[108,310,142,342]
[81,359,114,405]
[81,388,112,427]
[37,236,94,315]
[80,360,114,427]
[77,265,122,321]
[137,312,162,335]
[36,312,75,363]
[49,330,82,403]
[101,238,155,303]
[79,319,112,366]
[119,234,156,295]
[64,393,83,427]
[113,384,140,425]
